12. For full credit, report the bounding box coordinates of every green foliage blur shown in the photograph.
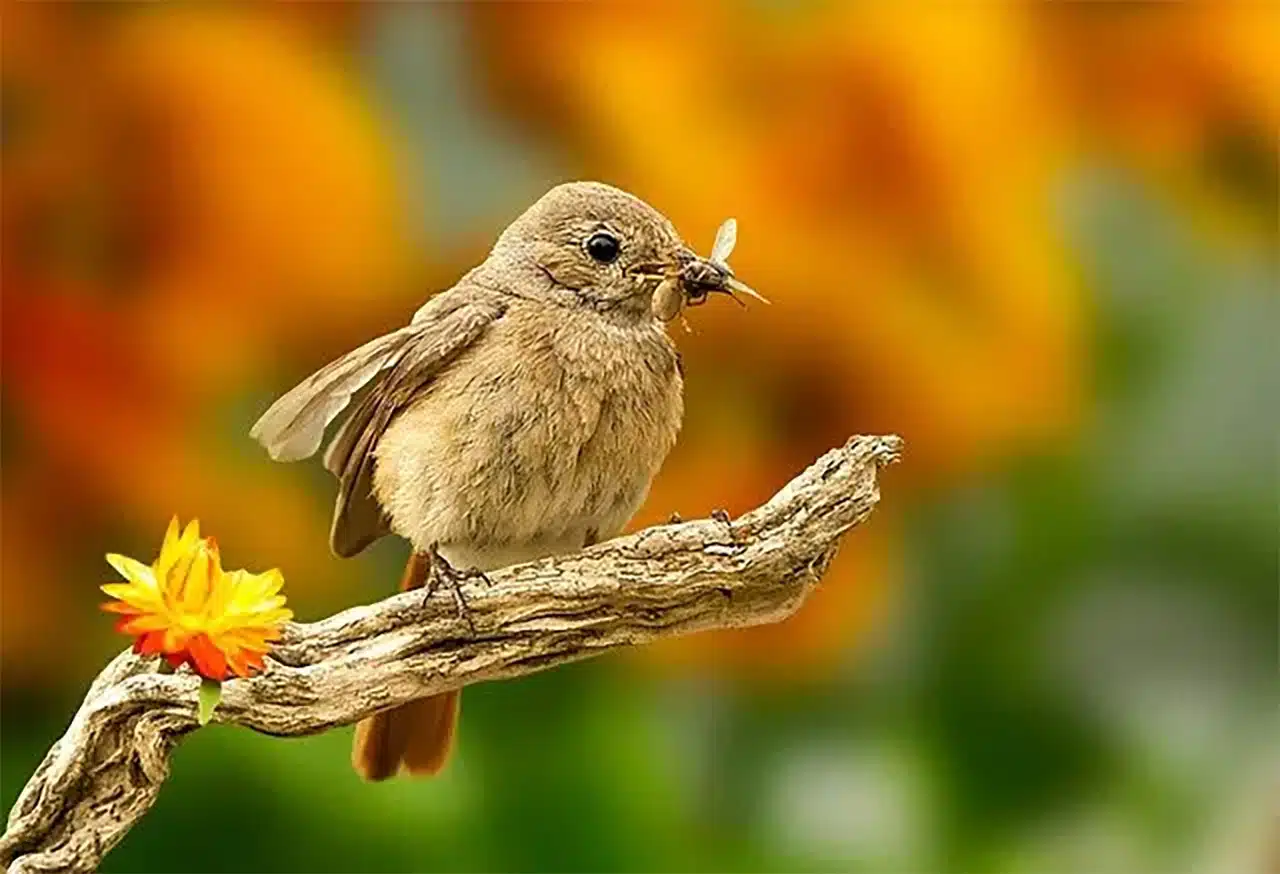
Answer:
[2,4,1275,872]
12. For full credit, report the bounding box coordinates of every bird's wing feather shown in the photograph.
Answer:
[250,327,420,462]
[327,296,506,557]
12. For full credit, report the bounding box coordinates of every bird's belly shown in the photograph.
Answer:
[372,328,682,557]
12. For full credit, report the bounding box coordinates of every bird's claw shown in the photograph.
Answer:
[424,545,489,634]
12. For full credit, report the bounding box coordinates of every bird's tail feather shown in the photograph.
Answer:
[351,552,461,780]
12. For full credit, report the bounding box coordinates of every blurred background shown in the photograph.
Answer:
[2,3,1275,872]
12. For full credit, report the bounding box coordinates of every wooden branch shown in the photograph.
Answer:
[0,434,901,874]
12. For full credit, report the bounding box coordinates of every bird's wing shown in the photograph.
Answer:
[324,296,507,557]
[250,327,421,463]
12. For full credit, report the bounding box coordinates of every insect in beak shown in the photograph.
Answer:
[681,218,770,308]
[632,218,770,305]
[634,217,769,325]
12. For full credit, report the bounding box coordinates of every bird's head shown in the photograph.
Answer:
[488,181,765,324]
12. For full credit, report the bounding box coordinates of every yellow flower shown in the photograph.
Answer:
[102,518,292,680]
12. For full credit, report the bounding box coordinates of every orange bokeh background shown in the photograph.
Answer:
[2,4,1274,872]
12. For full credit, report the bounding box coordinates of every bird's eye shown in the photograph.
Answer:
[585,231,621,264]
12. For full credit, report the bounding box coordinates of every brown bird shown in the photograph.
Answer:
[250,181,763,781]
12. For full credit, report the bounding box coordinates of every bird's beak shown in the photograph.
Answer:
[673,250,771,307]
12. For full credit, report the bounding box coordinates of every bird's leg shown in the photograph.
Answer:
[710,508,742,545]
[424,544,490,634]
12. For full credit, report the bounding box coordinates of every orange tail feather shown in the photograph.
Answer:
[351,552,461,781]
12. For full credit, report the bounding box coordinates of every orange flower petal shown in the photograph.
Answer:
[226,650,253,678]
[236,650,266,678]
[188,633,228,681]
[135,630,166,655]
[165,651,189,671]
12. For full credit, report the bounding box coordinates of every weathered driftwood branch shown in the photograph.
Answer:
[0,434,901,874]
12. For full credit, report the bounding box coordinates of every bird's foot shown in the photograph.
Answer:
[710,508,732,525]
[424,544,490,634]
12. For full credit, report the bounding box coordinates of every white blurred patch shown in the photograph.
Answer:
[763,739,928,866]
[1049,574,1266,779]
[1012,803,1150,874]
[1194,741,1280,874]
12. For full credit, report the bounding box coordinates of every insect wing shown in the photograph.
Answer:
[710,218,737,266]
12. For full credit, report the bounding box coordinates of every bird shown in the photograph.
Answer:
[250,181,761,781]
